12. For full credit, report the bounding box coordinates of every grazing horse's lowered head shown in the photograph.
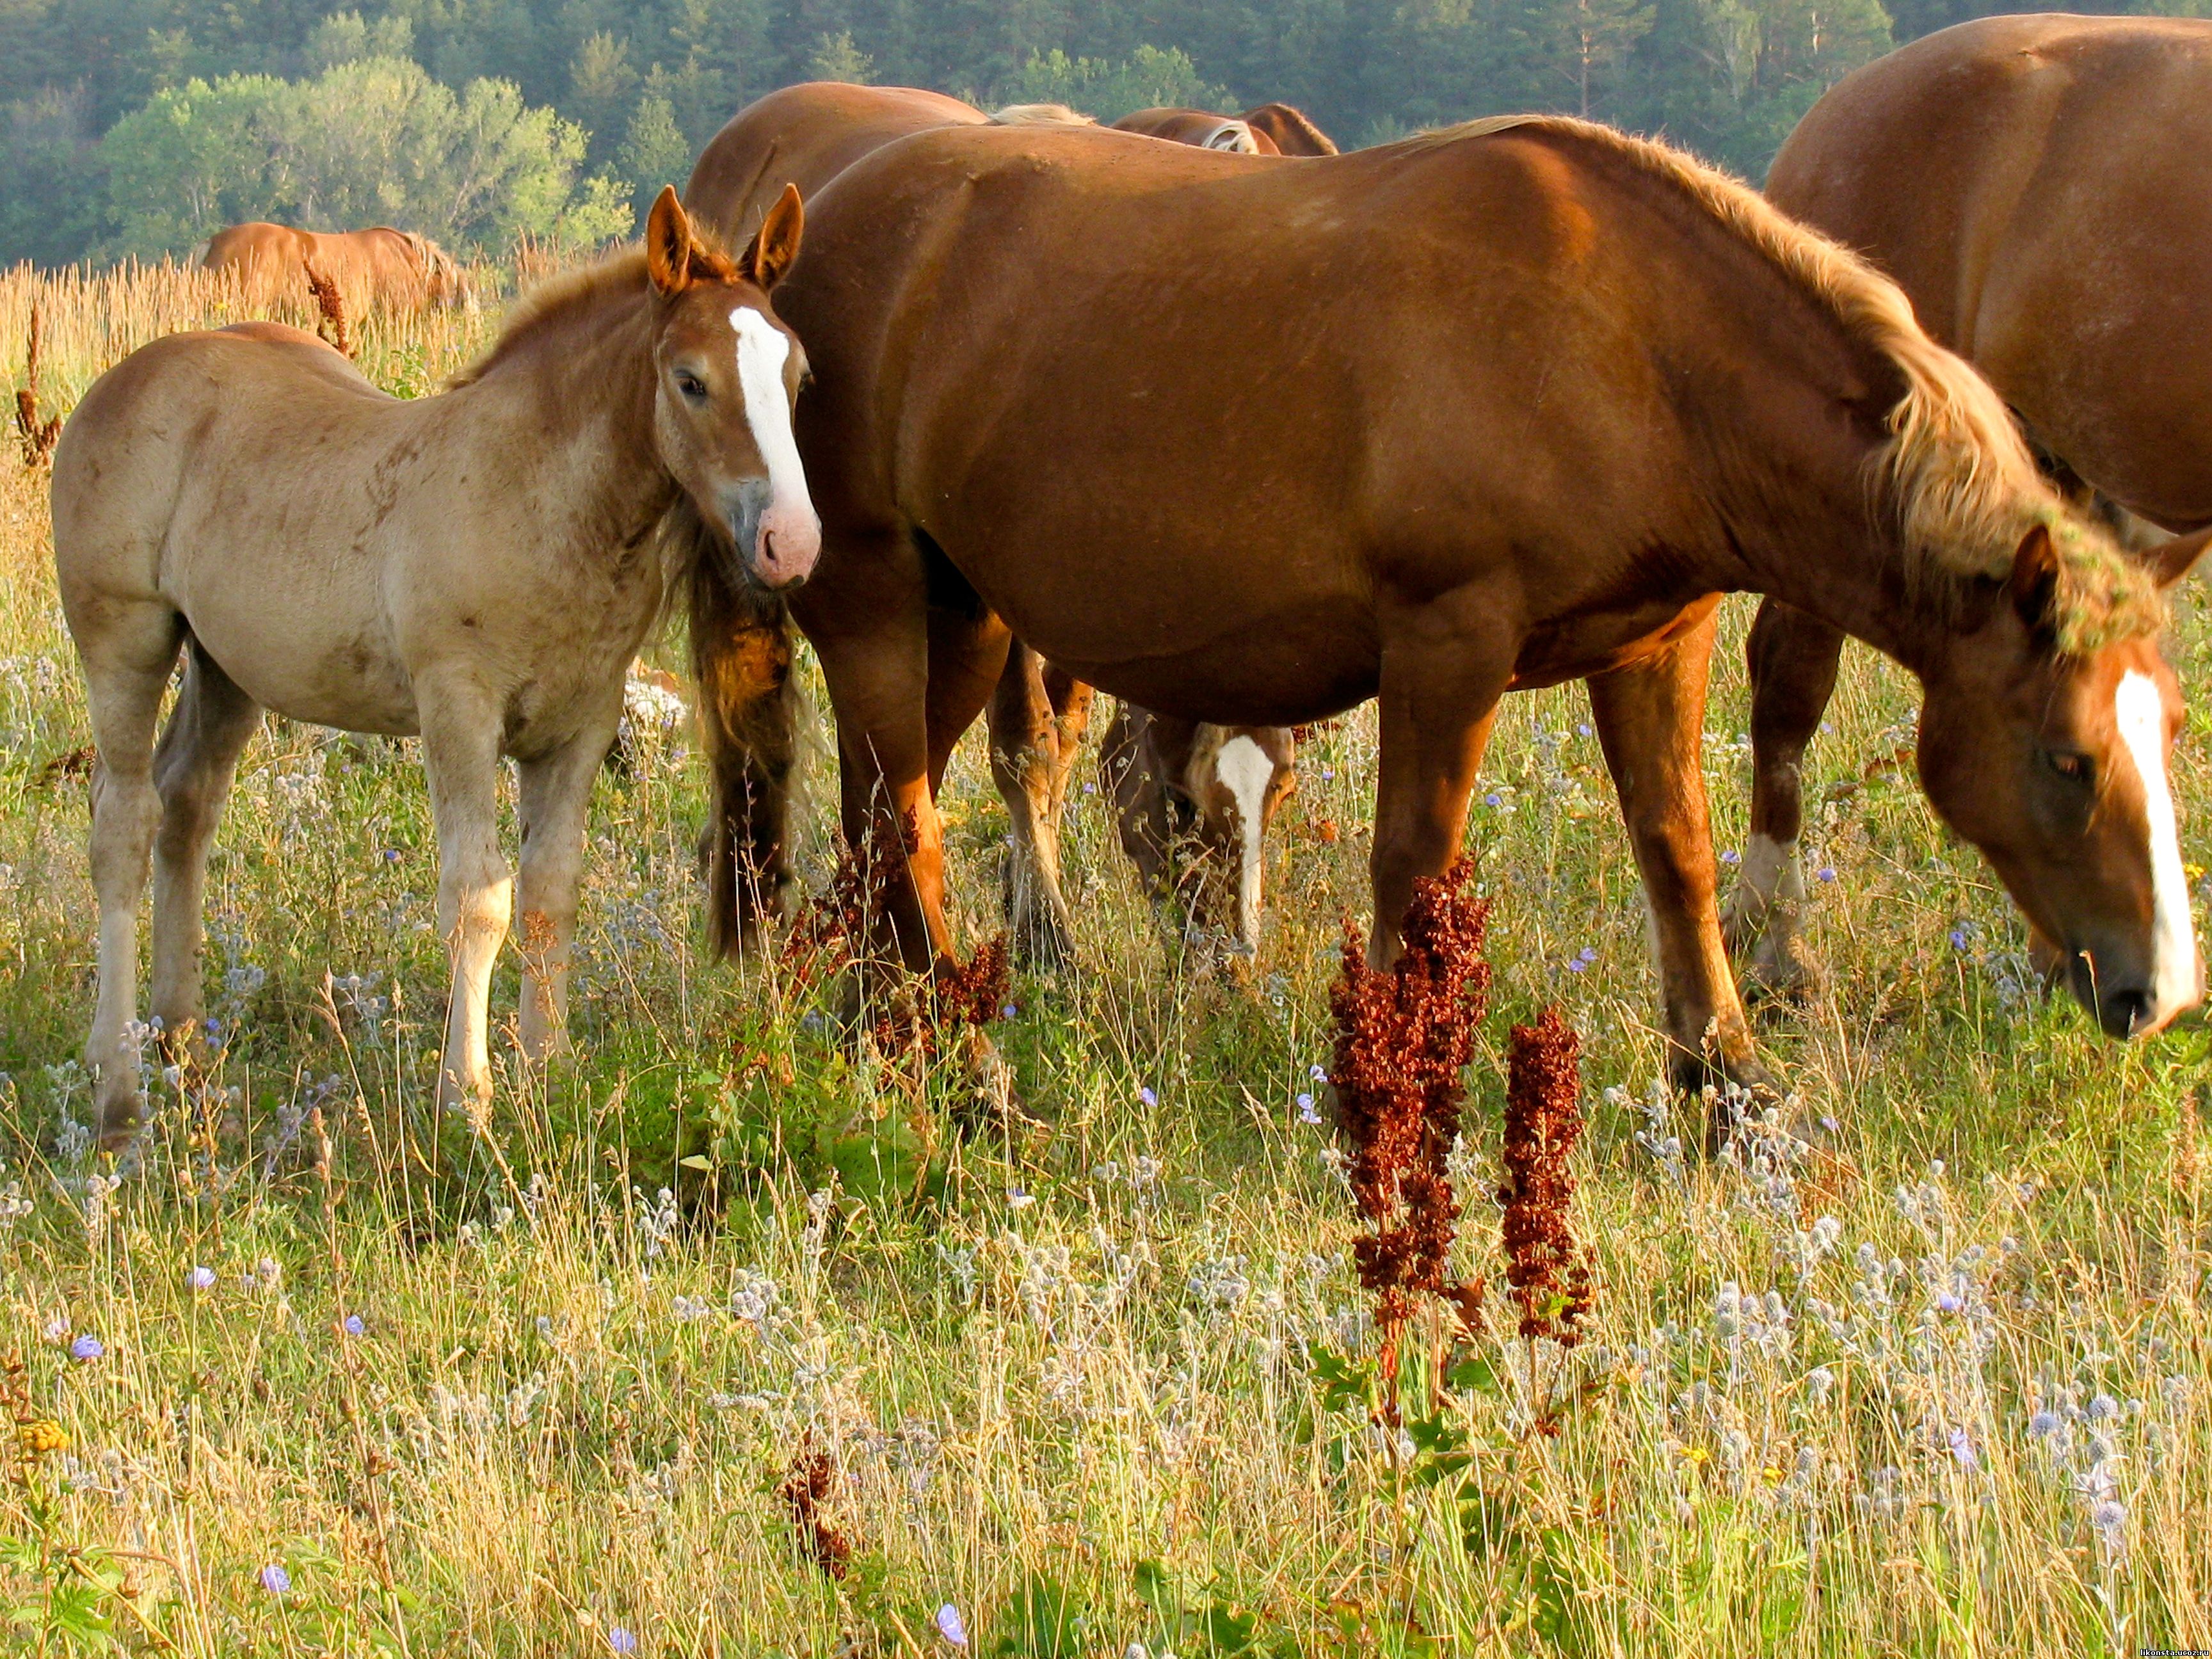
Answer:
[1913,520,2211,1036]
[640,184,821,591]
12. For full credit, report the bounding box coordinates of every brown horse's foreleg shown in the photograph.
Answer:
[1365,620,1514,965]
[1587,604,1774,1143]
[148,641,261,1043]
[79,603,186,1148]
[988,640,1095,966]
[417,680,512,1116]
[1724,599,1846,996]
[516,703,621,1064]
[926,605,1011,792]
[816,619,956,978]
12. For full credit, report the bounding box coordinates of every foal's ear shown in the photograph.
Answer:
[739,184,804,292]
[2149,524,2212,591]
[2007,523,2062,637]
[645,187,696,294]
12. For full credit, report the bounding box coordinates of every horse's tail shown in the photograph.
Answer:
[673,498,801,959]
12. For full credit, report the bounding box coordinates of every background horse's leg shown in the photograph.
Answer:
[1364,614,1515,965]
[988,641,1093,966]
[148,641,261,1043]
[1723,598,1845,995]
[1101,703,1178,911]
[516,703,621,1064]
[1585,604,1775,1145]
[78,600,185,1146]
[417,680,511,1114]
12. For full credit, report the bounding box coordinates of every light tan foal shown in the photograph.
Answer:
[55,188,817,1144]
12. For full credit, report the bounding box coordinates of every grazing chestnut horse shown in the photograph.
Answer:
[1112,102,1338,156]
[683,83,1299,963]
[1724,13,2212,995]
[55,188,817,1145]
[702,113,2209,1118]
[200,222,470,312]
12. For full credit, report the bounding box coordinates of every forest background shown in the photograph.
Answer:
[4,0,2209,272]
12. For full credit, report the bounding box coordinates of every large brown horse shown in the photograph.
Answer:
[200,222,470,312]
[1726,14,2212,995]
[1112,102,1338,156]
[698,112,2208,1121]
[683,84,1299,963]
[56,189,815,1145]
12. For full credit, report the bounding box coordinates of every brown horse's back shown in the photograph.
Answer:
[685,83,988,243]
[1768,13,2212,529]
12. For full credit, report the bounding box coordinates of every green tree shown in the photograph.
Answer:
[995,44,1230,120]
[101,54,629,256]
[806,28,874,82]
[616,88,690,219]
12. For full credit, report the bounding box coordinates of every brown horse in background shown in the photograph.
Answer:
[1112,102,1338,156]
[200,222,470,312]
[683,83,1299,963]
[57,189,815,1145]
[1729,14,2212,993]
[709,113,2209,1131]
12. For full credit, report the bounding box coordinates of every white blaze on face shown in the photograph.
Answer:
[730,306,815,531]
[2113,668,2200,1020]
[1213,733,1274,951]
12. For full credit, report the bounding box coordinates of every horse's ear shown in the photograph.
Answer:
[2007,523,2062,637]
[740,184,803,291]
[645,187,694,294]
[2148,524,2212,590]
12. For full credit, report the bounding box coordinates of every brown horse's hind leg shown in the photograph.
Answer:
[1587,604,1775,1148]
[1724,599,1845,998]
[77,601,186,1147]
[1365,618,1515,965]
[148,641,262,1046]
[989,641,1094,966]
[517,703,621,1064]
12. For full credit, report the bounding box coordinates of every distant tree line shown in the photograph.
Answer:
[3,0,2206,266]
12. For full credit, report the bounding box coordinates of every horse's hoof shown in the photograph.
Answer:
[1737,930,1824,1011]
[1009,913,1077,972]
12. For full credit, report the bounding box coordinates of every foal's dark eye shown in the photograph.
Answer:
[2043,748,2093,786]
[674,370,708,402]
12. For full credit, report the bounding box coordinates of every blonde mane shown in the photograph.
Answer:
[1418,115,2161,650]
[991,102,1096,127]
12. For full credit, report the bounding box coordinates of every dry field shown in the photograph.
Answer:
[0,259,2206,1656]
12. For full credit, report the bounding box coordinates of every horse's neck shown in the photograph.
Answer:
[1699,338,1950,675]
[458,294,672,546]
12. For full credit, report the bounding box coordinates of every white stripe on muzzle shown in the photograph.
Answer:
[730,306,814,526]
[2113,669,2199,1021]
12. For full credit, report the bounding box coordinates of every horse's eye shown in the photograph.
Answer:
[674,370,708,402]
[2043,748,2093,785]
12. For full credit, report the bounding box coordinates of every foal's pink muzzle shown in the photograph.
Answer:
[753,498,821,589]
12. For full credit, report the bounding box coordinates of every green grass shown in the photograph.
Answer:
[0,267,2206,1656]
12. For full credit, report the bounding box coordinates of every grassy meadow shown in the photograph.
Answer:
[0,260,2208,1657]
